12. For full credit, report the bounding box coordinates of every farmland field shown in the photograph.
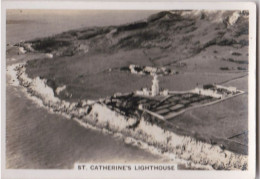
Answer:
[6,9,250,169]
[20,10,249,154]
[167,76,248,154]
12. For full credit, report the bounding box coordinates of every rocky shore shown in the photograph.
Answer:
[7,63,248,170]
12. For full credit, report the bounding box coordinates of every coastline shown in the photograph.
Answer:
[6,62,248,170]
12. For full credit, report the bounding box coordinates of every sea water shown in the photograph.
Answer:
[5,10,165,169]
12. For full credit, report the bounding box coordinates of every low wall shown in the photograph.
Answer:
[7,63,248,170]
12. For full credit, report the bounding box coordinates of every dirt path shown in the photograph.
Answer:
[219,74,248,85]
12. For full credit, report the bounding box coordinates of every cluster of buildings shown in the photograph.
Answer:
[104,71,242,124]
[129,64,173,76]
[192,84,238,99]
[192,87,223,98]
[135,73,239,100]
[135,74,169,97]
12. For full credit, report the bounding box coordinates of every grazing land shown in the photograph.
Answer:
[7,10,249,169]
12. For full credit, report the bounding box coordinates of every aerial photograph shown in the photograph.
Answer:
[6,9,249,170]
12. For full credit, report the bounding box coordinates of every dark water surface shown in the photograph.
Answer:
[6,83,164,169]
[6,10,165,169]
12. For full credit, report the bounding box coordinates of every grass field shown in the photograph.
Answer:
[165,76,248,154]
[178,45,248,73]
[9,10,249,155]
[23,44,248,102]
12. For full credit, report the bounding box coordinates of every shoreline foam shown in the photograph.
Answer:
[7,63,248,170]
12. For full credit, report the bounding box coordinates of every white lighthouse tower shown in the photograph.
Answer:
[151,74,159,96]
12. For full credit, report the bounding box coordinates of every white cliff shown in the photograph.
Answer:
[7,63,248,170]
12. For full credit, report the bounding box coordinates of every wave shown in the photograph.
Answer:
[7,63,248,170]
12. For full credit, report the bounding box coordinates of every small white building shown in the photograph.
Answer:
[192,87,223,98]
[18,47,26,54]
[46,53,53,59]
[129,64,137,74]
[144,66,157,73]
[160,89,169,96]
[136,88,150,96]
[216,85,237,93]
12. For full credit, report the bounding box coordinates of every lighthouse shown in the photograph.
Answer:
[151,74,159,96]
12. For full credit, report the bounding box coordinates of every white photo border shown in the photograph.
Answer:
[1,1,256,179]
